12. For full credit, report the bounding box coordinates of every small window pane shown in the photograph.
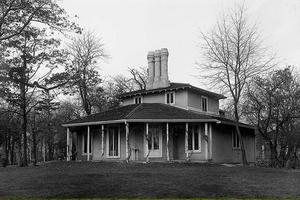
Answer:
[89,134,92,153]
[148,131,152,150]
[109,130,113,156]
[153,131,159,150]
[236,132,240,148]
[233,131,240,148]
[202,98,207,112]
[170,93,174,103]
[188,129,193,150]
[167,93,170,104]
[84,133,87,153]
[194,127,199,150]
[114,128,118,156]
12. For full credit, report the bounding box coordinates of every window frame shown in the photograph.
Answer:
[165,91,175,105]
[133,96,143,104]
[144,124,163,158]
[82,132,93,155]
[201,96,208,112]
[106,126,121,158]
[187,125,202,152]
[232,130,241,150]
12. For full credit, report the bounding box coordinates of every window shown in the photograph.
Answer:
[145,124,162,158]
[166,92,175,104]
[148,128,160,150]
[232,130,240,149]
[201,96,208,112]
[134,96,142,104]
[82,133,92,154]
[107,127,120,157]
[188,125,201,151]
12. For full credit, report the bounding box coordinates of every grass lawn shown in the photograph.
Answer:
[0,161,299,198]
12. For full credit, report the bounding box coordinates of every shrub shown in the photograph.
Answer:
[1,157,8,167]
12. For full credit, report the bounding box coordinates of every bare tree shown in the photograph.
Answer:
[66,31,108,115]
[243,67,300,168]
[0,0,81,41]
[128,67,147,90]
[113,67,147,93]
[198,4,274,166]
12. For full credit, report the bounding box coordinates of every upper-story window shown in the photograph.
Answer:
[201,96,208,112]
[134,96,142,104]
[165,91,175,104]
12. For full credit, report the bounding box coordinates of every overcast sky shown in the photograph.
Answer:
[61,0,300,93]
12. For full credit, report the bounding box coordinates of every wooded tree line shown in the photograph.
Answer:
[200,4,300,168]
[0,1,299,168]
[0,0,146,167]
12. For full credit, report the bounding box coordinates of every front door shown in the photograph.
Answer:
[144,124,162,158]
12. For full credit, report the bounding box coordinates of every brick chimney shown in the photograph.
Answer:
[146,48,170,90]
[146,51,155,90]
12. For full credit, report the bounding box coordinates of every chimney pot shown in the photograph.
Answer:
[146,51,155,90]
[160,48,170,88]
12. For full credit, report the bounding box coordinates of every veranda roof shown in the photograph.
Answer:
[62,103,253,129]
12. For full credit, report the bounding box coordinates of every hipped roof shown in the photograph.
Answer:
[62,103,253,129]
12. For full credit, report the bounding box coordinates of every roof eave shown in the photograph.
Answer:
[119,86,187,99]
[62,118,220,127]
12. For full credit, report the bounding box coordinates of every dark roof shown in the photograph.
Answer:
[119,82,226,99]
[63,103,253,129]
[65,104,140,125]
[127,103,215,120]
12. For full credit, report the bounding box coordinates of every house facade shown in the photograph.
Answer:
[62,48,256,163]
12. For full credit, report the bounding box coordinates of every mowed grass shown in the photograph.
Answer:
[0,161,299,198]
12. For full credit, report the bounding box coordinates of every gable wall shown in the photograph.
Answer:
[212,124,256,163]
[121,90,188,109]
[187,90,219,114]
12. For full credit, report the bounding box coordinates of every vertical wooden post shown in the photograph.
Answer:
[69,131,73,160]
[209,123,212,160]
[185,123,189,160]
[166,123,169,161]
[205,122,208,160]
[66,128,70,161]
[87,126,90,161]
[125,122,129,162]
[101,124,104,157]
[146,123,149,163]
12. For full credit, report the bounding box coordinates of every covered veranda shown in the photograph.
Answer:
[62,103,220,162]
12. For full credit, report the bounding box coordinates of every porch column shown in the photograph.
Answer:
[209,123,212,160]
[87,126,90,161]
[66,128,70,161]
[146,123,149,163]
[101,125,104,157]
[166,123,169,161]
[125,122,129,162]
[185,123,189,160]
[205,122,208,160]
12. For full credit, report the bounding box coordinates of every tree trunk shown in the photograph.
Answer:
[21,108,28,166]
[233,104,248,166]
[10,137,14,165]
[32,128,37,165]
[4,132,9,163]
[17,134,23,166]
[269,142,279,167]
[20,53,28,167]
